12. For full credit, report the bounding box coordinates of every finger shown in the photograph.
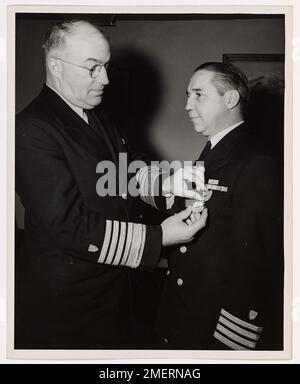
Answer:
[201,207,208,220]
[183,169,205,187]
[190,213,196,223]
[188,208,208,234]
[192,202,204,213]
[185,236,194,243]
[186,219,192,226]
[191,204,197,213]
[183,177,205,194]
[184,165,204,174]
[194,167,205,191]
[185,165,205,178]
[181,189,204,201]
[176,205,192,220]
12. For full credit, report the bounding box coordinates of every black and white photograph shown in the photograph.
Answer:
[7,4,293,360]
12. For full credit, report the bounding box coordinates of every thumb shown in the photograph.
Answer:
[189,207,208,234]
[183,190,204,201]
[176,205,192,220]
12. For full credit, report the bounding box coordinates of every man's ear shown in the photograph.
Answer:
[225,89,240,110]
[47,58,62,79]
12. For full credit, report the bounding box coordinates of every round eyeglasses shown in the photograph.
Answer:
[53,57,110,79]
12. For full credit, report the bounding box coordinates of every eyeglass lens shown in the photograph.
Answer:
[91,63,109,78]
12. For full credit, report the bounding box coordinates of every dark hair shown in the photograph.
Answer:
[194,62,249,114]
[42,19,106,59]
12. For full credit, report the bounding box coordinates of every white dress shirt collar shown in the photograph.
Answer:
[210,120,244,149]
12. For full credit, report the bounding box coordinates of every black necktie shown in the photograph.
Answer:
[198,140,212,161]
[191,141,211,189]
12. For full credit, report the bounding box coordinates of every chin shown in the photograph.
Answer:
[194,124,205,133]
[88,96,102,107]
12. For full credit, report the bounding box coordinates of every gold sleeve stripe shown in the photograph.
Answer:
[216,324,257,349]
[112,221,127,266]
[137,167,149,200]
[105,220,120,264]
[221,308,263,333]
[98,220,146,268]
[120,222,133,267]
[140,167,150,192]
[149,167,161,208]
[132,223,145,268]
[126,223,142,268]
[135,224,146,267]
[214,331,248,350]
[98,219,112,263]
[219,316,260,341]
[140,167,152,206]
[136,165,162,209]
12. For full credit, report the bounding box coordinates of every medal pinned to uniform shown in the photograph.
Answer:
[184,165,214,212]
[185,186,213,213]
[203,188,213,201]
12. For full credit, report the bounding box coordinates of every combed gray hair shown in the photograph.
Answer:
[41,19,105,59]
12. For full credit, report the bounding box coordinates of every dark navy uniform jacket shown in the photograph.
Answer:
[15,85,162,349]
[156,124,284,350]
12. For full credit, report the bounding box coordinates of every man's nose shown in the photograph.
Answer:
[96,67,109,85]
[185,97,192,111]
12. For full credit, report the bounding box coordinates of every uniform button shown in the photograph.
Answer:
[121,193,127,200]
[177,278,183,286]
[180,246,187,254]
[163,337,168,344]
[139,213,143,219]
[166,269,170,275]
[70,261,74,265]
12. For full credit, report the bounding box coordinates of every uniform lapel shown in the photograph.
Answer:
[202,124,249,175]
[41,85,112,161]
[85,109,119,165]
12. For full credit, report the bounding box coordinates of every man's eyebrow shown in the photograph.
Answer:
[186,88,204,95]
[83,58,105,64]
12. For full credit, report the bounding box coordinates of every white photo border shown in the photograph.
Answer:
[6,3,293,360]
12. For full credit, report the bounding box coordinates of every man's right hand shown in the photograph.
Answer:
[162,165,205,201]
[161,206,208,247]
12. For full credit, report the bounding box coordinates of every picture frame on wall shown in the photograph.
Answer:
[223,53,285,166]
[223,53,284,87]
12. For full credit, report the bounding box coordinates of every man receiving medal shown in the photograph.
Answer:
[156,62,284,351]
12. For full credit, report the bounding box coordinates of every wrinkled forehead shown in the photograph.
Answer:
[187,70,215,91]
